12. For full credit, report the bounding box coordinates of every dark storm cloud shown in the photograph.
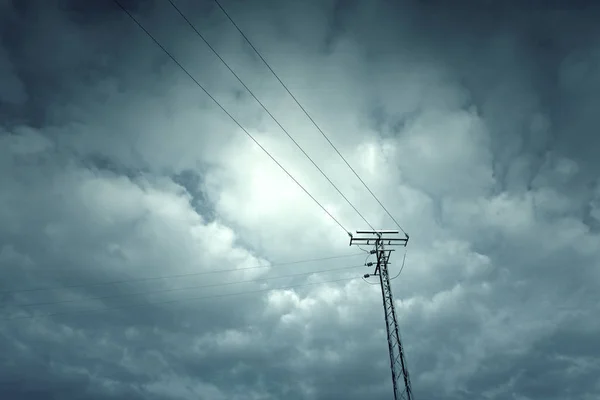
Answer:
[335,0,600,180]
[1,0,600,399]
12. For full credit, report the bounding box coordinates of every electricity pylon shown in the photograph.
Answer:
[350,230,414,400]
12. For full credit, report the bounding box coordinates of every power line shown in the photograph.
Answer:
[1,252,365,295]
[390,250,407,281]
[213,0,408,237]
[3,276,359,321]
[167,0,375,232]
[112,0,350,235]
[14,265,363,309]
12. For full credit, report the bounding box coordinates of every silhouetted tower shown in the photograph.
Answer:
[350,230,414,400]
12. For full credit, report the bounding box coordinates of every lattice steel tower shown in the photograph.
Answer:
[350,230,414,400]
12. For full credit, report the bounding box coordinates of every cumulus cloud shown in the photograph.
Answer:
[1,0,599,399]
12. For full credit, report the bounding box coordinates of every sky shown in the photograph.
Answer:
[1,0,600,399]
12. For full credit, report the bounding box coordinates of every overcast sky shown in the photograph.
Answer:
[1,0,600,399]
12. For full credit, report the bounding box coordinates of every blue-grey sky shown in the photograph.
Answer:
[1,0,599,399]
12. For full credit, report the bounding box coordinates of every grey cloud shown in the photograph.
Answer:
[0,45,27,105]
[1,0,600,399]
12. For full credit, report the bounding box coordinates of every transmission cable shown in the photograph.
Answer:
[3,276,359,321]
[1,252,365,295]
[390,250,407,281]
[167,0,375,232]
[361,249,407,285]
[11,264,363,309]
[112,0,349,235]
[362,276,379,286]
[213,0,408,236]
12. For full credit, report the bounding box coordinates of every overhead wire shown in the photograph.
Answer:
[166,0,376,232]
[390,250,407,281]
[357,245,372,254]
[361,253,380,285]
[361,249,407,284]
[13,264,364,309]
[3,276,360,322]
[212,0,408,237]
[112,0,350,235]
[1,252,365,295]
[362,276,379,286]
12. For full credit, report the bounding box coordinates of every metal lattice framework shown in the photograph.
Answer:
[350,230,414,400]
